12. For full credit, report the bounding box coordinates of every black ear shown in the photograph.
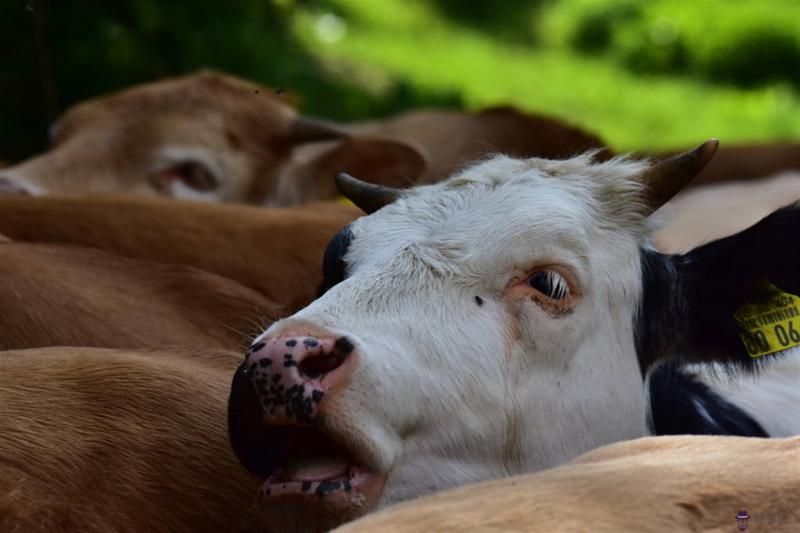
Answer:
[316,225,353,298]
[636,204,800,372]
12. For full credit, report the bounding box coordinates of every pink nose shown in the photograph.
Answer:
[244,333,355,423]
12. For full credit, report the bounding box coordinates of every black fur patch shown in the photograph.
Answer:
[317,225,353,297]
[636,205,800,373]
[647,363,768,437]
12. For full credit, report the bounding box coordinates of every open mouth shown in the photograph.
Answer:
[246,424,378,500]
[228,358,386,511]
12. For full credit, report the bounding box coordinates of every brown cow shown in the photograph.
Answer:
[0,71,427,204]
[0,240,274,351]
[652,171,800,253]
[337,435,800,533]
[353,105,610,183]
[0,195,360,312]
[0,72,617,205]
[4,69,796,206]
[2,356,796,533]
[0,347,263,533]
[276,105,609,202]
[667,141,800,187]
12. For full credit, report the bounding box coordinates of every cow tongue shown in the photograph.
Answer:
[282,452,350,482]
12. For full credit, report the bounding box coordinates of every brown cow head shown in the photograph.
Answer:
[0,71,427,205]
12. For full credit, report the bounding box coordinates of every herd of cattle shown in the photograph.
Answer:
[1,71,799,532]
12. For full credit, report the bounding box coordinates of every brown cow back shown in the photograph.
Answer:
[354,105,610,183]
[0,347,261,533]
[338,435,800,532]
[0,241,274,351]
[0,195,360,312]
[666,142,800,187]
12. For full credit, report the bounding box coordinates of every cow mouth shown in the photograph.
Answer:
[250,425,380,500]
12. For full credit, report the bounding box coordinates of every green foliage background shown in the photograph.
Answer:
[1,0,799,161]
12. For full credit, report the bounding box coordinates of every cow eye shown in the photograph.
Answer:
[175,162,218,191]
[527,270,569,300]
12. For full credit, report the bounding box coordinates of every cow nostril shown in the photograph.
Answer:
[334,336,355,355]
[299,352,347,379]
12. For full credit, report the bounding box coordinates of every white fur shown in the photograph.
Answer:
[259,153,665,507]
[0,168,42,195]
[685,349,800,437]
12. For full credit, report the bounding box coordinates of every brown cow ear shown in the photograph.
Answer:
[324,137,428,188]
[276,137,428,205]
[305,137,428,194]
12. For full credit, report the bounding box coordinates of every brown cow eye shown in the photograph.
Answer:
[176,162,218,191]
[527,271,569,300]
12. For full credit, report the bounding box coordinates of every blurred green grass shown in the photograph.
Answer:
[292,0,800,151]
[1,0,799,160]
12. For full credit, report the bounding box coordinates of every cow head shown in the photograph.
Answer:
[229,140,800,531]
[0,71,426,204]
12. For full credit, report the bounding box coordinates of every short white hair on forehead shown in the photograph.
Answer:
[390,151,656,239]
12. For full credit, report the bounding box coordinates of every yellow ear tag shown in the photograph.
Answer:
[335,195,354,207]
[734,281,800,358]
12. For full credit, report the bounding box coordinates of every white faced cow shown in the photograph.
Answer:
[229,140,800,532]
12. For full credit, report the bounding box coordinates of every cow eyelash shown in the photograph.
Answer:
[527,270,570,300]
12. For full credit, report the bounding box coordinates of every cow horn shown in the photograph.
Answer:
[335,173,401,214]
[287,116,350,144]
[640,139,719,211]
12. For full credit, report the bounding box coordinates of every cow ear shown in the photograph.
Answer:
[637,204,800,372]
[314,137,428,189]
[280,137,428,204]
